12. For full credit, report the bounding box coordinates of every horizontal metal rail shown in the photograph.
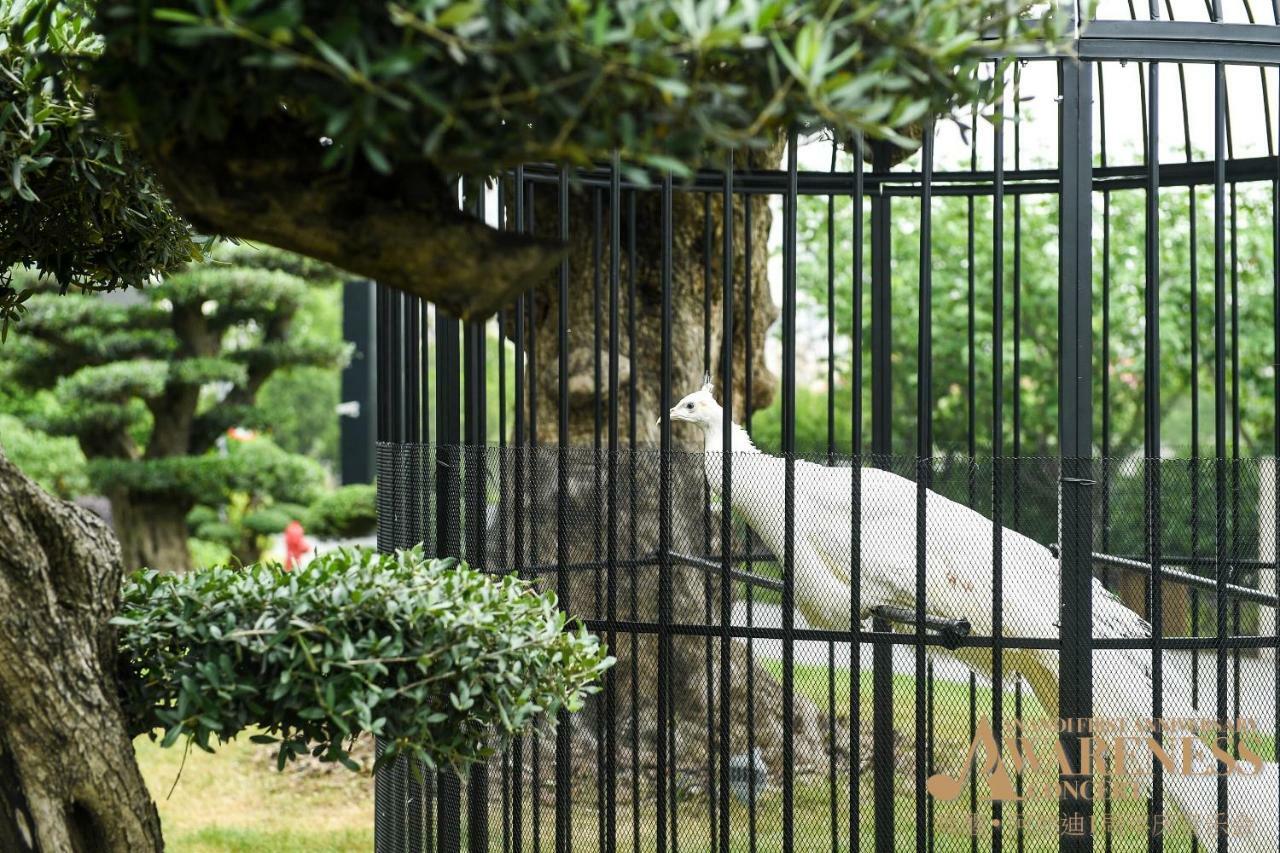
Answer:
[1091,550,1279,609]
[519,155,1280,198]
[508,542,1278,610]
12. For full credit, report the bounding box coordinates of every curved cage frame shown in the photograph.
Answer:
[373,6,1280,852]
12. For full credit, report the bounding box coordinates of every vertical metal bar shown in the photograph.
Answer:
[968,671,977,853]
[967,103,978,497]
[423,299,433,552]
[718,152,734,853]
[1143,55,1165,853]
[1186,79,1203,723]
[464,320,489,853]
[1014,679,1024,853]
[781,128,799,853]
[869,141,894,853]
[1012,63,1024,527]
[395,289,412,853]
[1230,184,1243,761]
[700,191,716,853]
[871,145,893,460]
[828,141,838,463]
[872,620,894,852]
[605,153,621,853]
[436,303,462,853]
[828,637,838,853]
[1213,55,1230,853]
[1058,54,1095,853]
[1273,77,1280,853]
[926,660,935,853]
[590,190,605,844]
[626,187,641,853]
[824,139,839,853]
[1099,64,1113,572]
[554,166,572,853]
[527,181,542,853]
[405,292,425,853]
[657,170,673,853]
[914,120,934,853]
[466,181,490,853]
[850,131,865,853]
[341,281,377,485]
[991,64,1007,853]
[512,168,526,853]
[743,189,758,853]
[422,295,436,853]
[373,283,392,853]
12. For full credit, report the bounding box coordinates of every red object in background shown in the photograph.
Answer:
[283,520,311,571]
[226,426,258,442]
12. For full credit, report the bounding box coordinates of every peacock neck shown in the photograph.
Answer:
[701,416,760,455]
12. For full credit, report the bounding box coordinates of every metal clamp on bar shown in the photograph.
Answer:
[869,605,972,650]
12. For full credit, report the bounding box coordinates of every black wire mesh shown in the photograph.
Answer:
[371,445,1278,851]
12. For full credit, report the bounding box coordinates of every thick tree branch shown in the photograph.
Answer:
[143,115,563,320]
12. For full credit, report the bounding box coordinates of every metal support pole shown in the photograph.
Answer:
[1058,56,1095,853]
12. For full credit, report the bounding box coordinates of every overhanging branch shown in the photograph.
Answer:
[144,117,563,319]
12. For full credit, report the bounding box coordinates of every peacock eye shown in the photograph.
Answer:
[685,403,694,409]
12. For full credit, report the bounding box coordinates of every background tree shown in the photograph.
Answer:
[3,249,344,571]
[774,169,1280,632]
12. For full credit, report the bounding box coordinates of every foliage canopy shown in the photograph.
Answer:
[90,0,1062,176]
[0,2,200,335]
[115,547,613,772]
[2,0,1065,322]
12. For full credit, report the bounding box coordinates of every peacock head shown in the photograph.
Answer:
[664,374,721,430]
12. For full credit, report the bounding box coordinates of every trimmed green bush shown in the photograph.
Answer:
[307,484,376,539]
[186,505,220,529]
[114,547,612,772]
[188,537,233,570]
[192,520,238,549]
[0,413,89,498]
[241,506,297,537]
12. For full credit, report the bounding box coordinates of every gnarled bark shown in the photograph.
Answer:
[0,448,162,853]
[142,115,563,320]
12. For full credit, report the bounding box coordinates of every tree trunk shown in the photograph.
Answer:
[0,448,163,853]
[506,142,836,791]
[111,489,193,573]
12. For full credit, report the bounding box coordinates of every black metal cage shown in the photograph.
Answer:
[373,4,1280,851]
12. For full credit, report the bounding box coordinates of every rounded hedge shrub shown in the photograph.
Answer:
[241,505,296,536]
[185,504,220,530]
[114,546,612,772]
[192,519,238,549]
[306,483,376,538]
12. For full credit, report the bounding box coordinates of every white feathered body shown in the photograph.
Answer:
[695,419,1278,851]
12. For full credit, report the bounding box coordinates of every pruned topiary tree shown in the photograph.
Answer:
[2,250,343,571]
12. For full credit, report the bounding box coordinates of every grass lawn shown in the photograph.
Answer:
[133,661,1270,851]
[134,735,373,852]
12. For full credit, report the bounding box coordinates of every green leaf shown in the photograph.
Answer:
[436,1,482,28]
[151,8,205,24]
